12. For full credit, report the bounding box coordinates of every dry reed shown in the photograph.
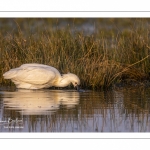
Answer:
[0,18,150,89]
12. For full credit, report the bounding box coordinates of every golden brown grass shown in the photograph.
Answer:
[0,18,150,89]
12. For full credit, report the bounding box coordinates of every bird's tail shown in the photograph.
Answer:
[3,69,19,79]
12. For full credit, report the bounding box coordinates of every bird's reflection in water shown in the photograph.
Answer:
[1,90,80,115]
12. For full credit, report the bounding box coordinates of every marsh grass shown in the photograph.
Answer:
[0,19,150,89]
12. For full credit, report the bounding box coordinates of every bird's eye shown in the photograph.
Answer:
[75,82,77,85]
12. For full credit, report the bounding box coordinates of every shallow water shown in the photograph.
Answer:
[0,87,150,132]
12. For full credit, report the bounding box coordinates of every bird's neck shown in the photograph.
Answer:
[55,74,71,87]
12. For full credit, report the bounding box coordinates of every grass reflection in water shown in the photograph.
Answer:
[0,87,150,132]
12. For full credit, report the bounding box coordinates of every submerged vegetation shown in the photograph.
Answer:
[0,18,150,89]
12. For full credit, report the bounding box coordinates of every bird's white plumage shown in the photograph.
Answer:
[3,63,80,89]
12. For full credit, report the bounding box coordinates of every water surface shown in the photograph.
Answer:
[0,87,150,132]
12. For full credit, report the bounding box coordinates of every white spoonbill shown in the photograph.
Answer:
[3,63,80,90]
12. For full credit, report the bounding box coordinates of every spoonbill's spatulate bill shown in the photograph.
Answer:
[3,63,80,90]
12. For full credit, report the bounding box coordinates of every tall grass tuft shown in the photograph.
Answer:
[0,19,150,89]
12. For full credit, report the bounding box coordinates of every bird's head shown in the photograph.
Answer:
[71,74,80,91]
[59,73,80,91]
[65,73,80,90]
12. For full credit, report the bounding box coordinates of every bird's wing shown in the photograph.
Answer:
[13,66,57,85]
[20,63,50,68]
